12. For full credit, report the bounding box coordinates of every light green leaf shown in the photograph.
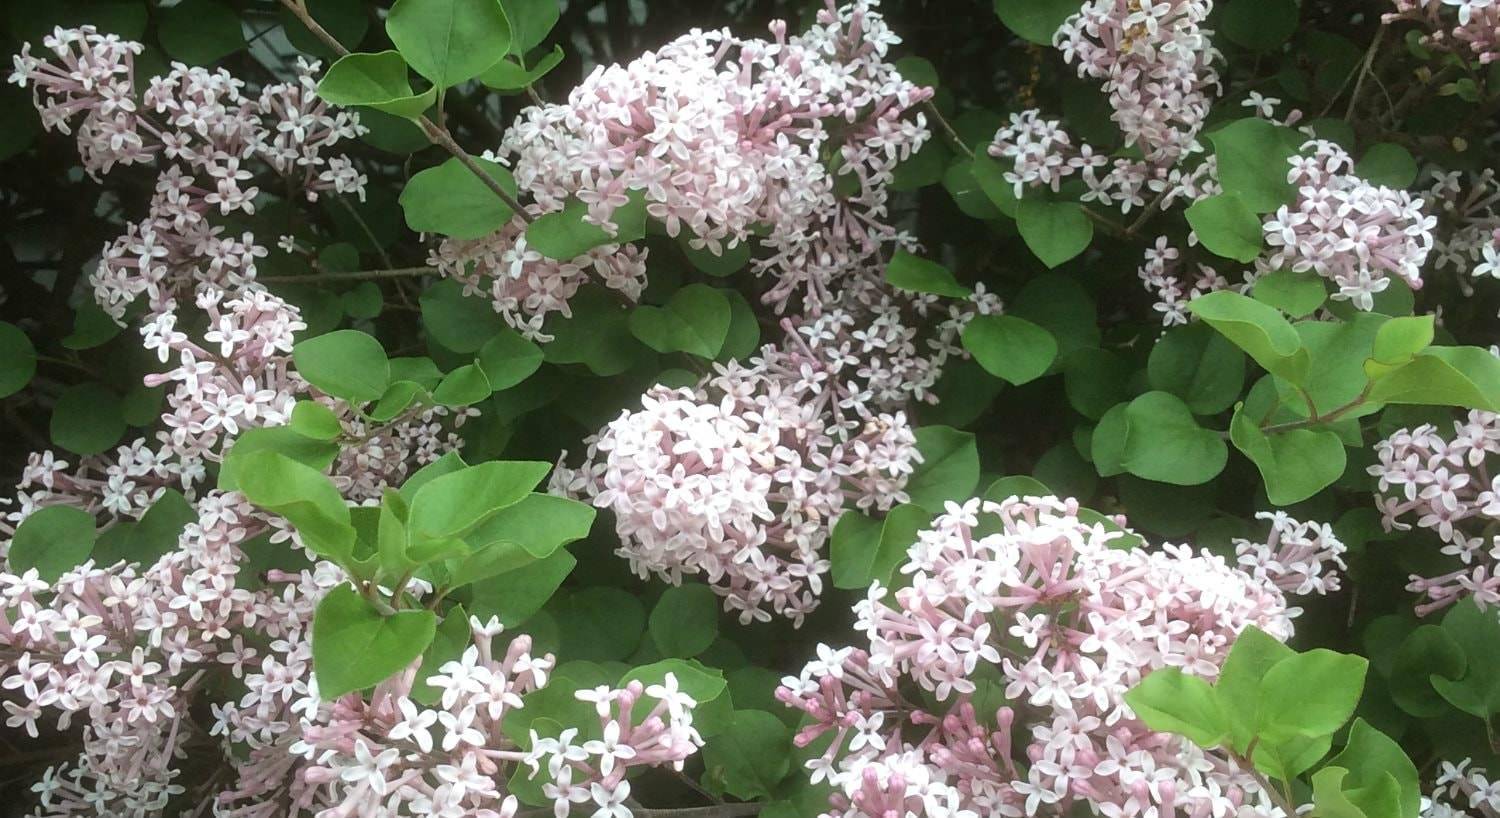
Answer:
[1016,199,1093,268]
[432,364,491,406]
[526,193,647,261]
[1253,270,1328,318]
[702,711,792,800]
[313,584,437,698]
[401,157,519,240]
[962,314,1058,385]
[407,461,551,540]
[1147,323,1246,415]
[1217,626,1296,752]
[289,401,343,441]
[906,426,980,511]
[477,328,544,390]
[1366,346,1500,412]
[1124,667,1229,748]
[1257,648,1368,741]
[386,0,512,89]
[1230,404,1346,505]
[480,45,564,91]
[886,250,970,297]
[317,51,437,119]
[1186,193,1263,262]
[1327,719,1421,818]
[293,329,390,403]
[1188,290,1310,384]
[1120,392,1228,486]
[1208,118,1302,212]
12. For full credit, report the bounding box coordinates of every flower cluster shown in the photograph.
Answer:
[1264,139,1435,310]
[8,27,366,318]
[556,279,997,625]
[1426,758,1500,818]
[1233,511,1349,597]
[1386,1,1500,65]
[778,495,1337,818]
[434,0,932,339]
[987,110,1220,217]
[1054,0,1221,166]
[1427,170,1500,308]
[1369,410,1500,615]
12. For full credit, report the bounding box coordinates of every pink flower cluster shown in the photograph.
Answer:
[1264,140,1435,311]
[8,26,367,319]
[1136,236,1237,325]
[554,281,997,625]
[434,0,932,339]
[1054,0,1221,166]
[1233,511,1348,598]
[1369,410,1500,615]
[1386,1,1500,65]
[778,495,1341,818]
[987,111,1220,216]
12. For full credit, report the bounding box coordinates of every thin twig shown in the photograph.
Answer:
[276,0,532,222]
[258,267,438,284]
[924,100,974,159]
[1343,25,1386,121]
[335,196,394,269]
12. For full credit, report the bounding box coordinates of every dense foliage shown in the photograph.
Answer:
[1,1,1499,817]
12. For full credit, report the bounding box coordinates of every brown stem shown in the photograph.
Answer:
[260,267,437,283]
[276,0,532,222]
[924,100,974,160]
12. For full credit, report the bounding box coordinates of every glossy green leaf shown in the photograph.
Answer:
[1120,392,1228,486]
[1186,193,1263,262]
[1124,667,1229,748]
[906,426,981,511]
[1016,199,1093,268]
[9,505,97,582]
[1188,290,1309,383]
[386,0,512,88]
[293,329,390,403]
[317,51,437,119]
[401,157,519,240]
[962,314,1058,385]
[526,193,647,260]
[886,250,970,297]
[312,584,437,698]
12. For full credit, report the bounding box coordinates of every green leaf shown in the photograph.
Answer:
[432,363,491,406]
[992,0,1082,45]
[61,302,121,350]
[650,585,720,658]
[1188,290,1310,384]
[476,328,543,391]
[158,0,245,65]
[0,321,37,398]
[312,584,437,698]
[906,426,980,511]
[289,401,343,441]
[408,461,551,540]
[1186,193,1263,262]
[1062,348,1130,420]
[401,157,519,240]
[555,587,646,662]
[984,475,1052,503]
[1370,315,1435,367]
[1221,0,1298,51]
[293,330,390,403]
[218,426,341,491]
[1147,323,1247,415]
[943,159,1003,219]
[1355,143,1419,190]
[480,45,564,91]
[1366,346,1500,412]
[1388,624,1465,718]
[468,548,576,625]
[317,51,437,119]
[543,287,648,376]
[719,290,761,361]
[961,314,1058,385]
[831,504,932,590]
[628,284,732,359]
[1430,600,1500,718]
[970,153,1020,217]
[419,279,506,353]
[1217,626,1296,752]
[1253,270,1329,318]
[1010,272,1099,358]
[885,250,970,297]
[93,489,196,566]
[235,451,356,561]
[1016,199,1093,268]
[1091,402,1131,477]
[1327,719,1421,818]
[526,193,648,260]
[10,505,96,582]
[1313,767,1374,818]
[1120,392,1228,486]
[386,0,512,89]
[1208,118,1302,212]
[50,383,124,456]
[1257,648,1368,741]
[702,710,792,800]
[1230,405,1346,505]
[1124,667,1229,748]
[621,658,728,705]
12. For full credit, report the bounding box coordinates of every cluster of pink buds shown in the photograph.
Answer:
[8,27,366,318]
[1386,1,1500,65]
[434,0,933,338]
[554,280,997,625]
[1369,410,1500,615]
[1054,0,1221,166]
[1264,140,1435,310]
[778,495,1334,818]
